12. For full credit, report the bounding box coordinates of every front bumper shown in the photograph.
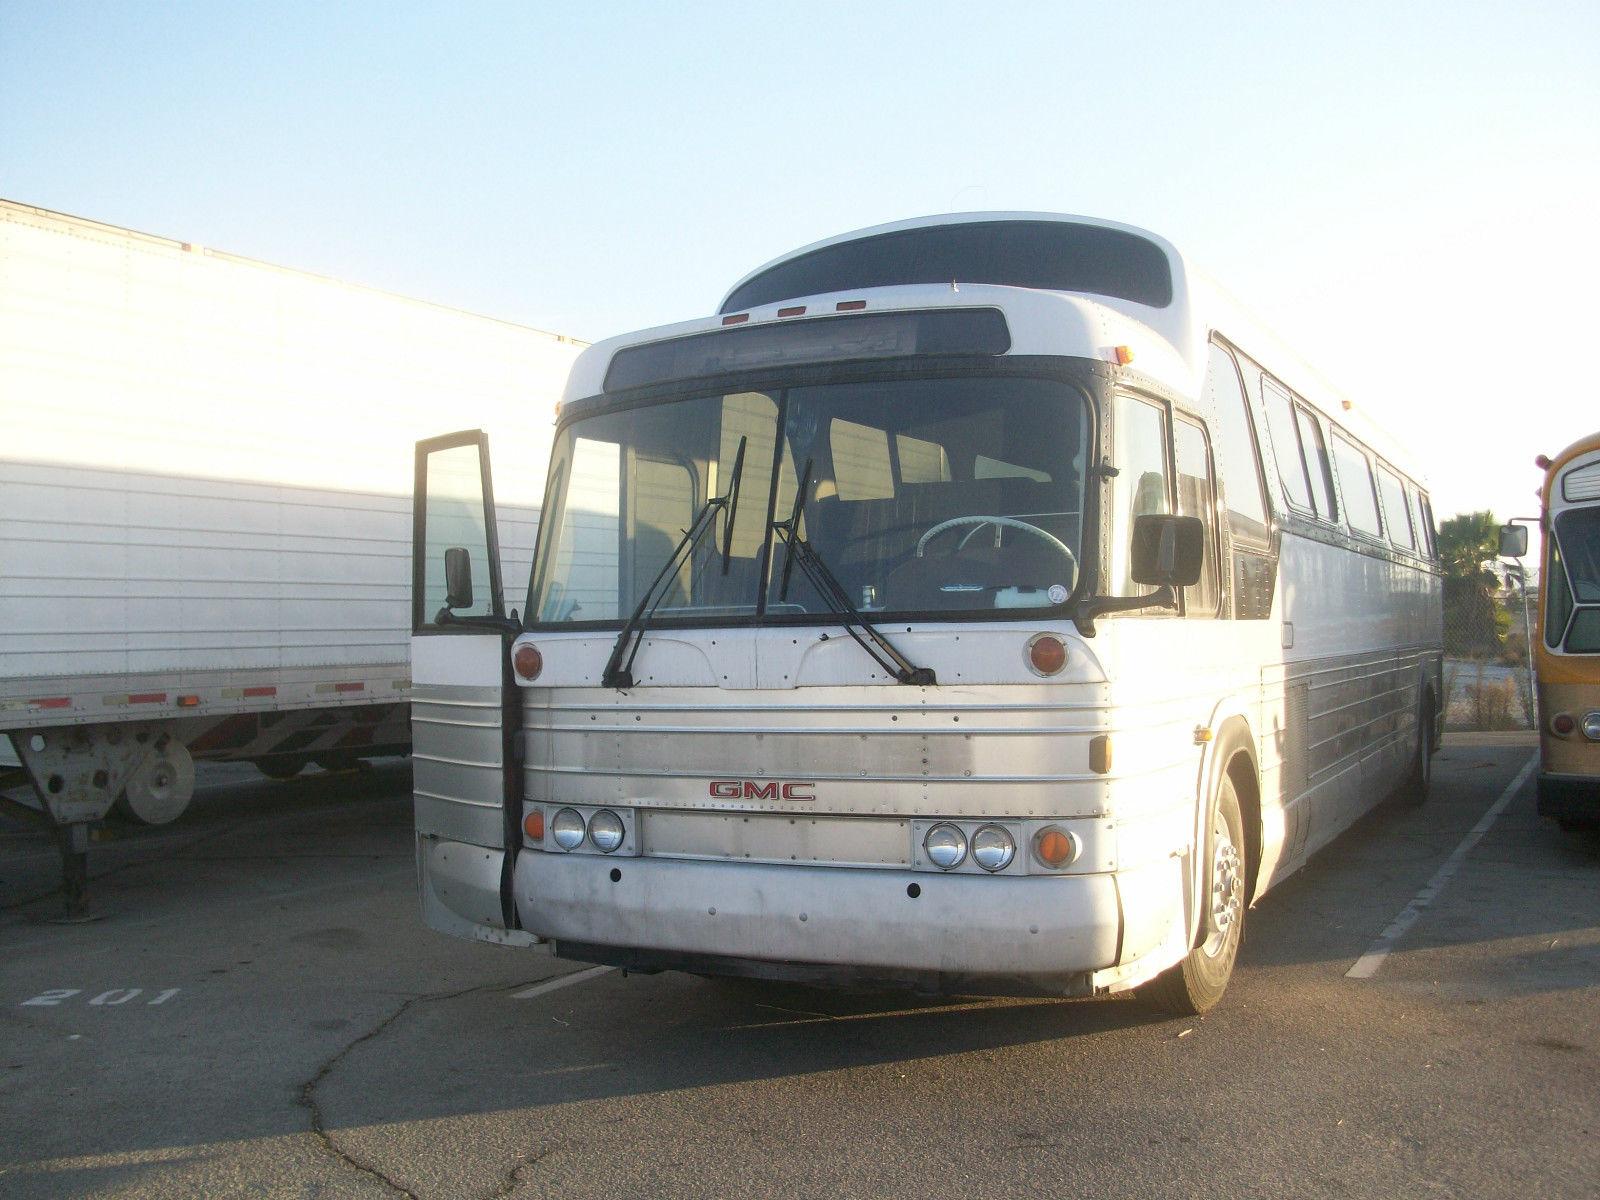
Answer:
[1537,773,1600,825]
[514,851,1131,987]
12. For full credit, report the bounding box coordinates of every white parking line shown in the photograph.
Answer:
[1346,753,1538,980]
[511,964,614,1000]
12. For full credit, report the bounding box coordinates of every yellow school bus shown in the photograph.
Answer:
[1506,434,1600,829]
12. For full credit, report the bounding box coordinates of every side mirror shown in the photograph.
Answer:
[1497,524,1528,559]
[1131,514,1204,588]
[443,547,475,609]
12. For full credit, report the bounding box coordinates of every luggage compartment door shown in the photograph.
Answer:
[410,430,524,939]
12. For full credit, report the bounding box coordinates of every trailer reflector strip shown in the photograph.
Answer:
[243,686,277,698]
[129,693,167,705]
[316,681,367,694]
[29,697,72,709]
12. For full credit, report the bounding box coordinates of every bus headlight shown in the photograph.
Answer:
[1584,713,1600,741]
[551,807,586,851]
[924,823,967,870]
[971,825,1016,872]
[588,809,625,853]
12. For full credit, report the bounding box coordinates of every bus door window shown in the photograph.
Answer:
[1377,467,1416,551]
[1296,405,1337,521]
[1173,416,1220,616]
[1330,433,1384,540]
[1111,393,1171,598]
[1260,376,1314,513]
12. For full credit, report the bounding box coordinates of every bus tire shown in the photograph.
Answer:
[1142,769,1246,1016]
[1399,690,1434,806]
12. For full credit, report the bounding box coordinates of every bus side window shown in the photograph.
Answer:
[1330,432,1384,540]
[1111,393,1171,597]
[1378,466,1416,551]
[1260,376,1314,513]
[1205,343,1271,545]
[1173,416,1220,617]
[1295,404,1336,521]
[1417,492,1438,559]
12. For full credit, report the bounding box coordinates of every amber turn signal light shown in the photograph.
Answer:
[513,643,543,681]
[1033,826,1079,869]
[1027,634,1067,676]
[523,810,545,841]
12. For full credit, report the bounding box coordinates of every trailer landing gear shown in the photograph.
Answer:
[4,724,196,920]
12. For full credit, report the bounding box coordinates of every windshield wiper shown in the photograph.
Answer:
[771,480,936,687]
[602,438,748,690]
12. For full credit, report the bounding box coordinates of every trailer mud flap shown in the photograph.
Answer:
[411,430,523,935]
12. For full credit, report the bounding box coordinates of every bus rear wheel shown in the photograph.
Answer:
[1398,691,1434,806]
[1142,771,1246,1016]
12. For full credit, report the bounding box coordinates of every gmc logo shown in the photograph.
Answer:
[709,780,816,801]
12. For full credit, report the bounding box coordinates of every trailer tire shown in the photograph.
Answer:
[255,756,308,781]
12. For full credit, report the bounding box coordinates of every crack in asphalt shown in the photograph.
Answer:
[492,1147,552,1199]
[298,977,548,1200]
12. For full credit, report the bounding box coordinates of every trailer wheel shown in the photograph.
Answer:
[114,743,196,826]
[255,756,308,781]
[314,753,366,773]
[1141,769,1246,1016]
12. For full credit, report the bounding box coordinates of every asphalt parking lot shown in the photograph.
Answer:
[2,736,1597,1200]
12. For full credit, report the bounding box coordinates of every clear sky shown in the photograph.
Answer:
[3,1,1595,524]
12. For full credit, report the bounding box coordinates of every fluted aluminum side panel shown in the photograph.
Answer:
[413,682,504,847]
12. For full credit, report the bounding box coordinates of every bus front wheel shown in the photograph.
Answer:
[1143,770,1246,1015]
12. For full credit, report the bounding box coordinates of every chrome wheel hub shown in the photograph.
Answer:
[1203,817,1243,958]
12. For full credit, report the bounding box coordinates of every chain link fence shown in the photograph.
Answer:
[1443,577,1538,732]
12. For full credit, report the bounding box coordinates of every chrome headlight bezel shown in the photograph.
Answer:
[971,824,1016,872]
[588,809,626,853]
[923,822,968,870]
[550,807,587,851]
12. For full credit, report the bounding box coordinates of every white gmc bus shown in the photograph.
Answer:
[411,213,1442,1013]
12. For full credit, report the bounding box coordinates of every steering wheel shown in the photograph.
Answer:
[914,514,1078,586]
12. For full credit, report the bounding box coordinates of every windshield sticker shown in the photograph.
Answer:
[1047,584,1069,605]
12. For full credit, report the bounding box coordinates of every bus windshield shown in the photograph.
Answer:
[1548,506,1600,652]
[530,374,1089,625]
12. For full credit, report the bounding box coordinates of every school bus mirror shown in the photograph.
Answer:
[444,547,475,609]
[1130,514,1204,588]
[1497,524,1528,559]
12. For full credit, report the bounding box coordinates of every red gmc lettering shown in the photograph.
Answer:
[707,780,817,801]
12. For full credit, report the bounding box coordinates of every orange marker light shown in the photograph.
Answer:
[1113,345,1134,366]
[1034,827,1076,869]
[513,643,544,681]
[1027,634,1067,676]
[523,810,545,841]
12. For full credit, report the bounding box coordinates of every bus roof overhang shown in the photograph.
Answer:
[561,283,1196,412]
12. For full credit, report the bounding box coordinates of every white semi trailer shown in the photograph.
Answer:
[0,199,580,912]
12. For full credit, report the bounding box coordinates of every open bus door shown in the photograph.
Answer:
[410,431,532,944]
